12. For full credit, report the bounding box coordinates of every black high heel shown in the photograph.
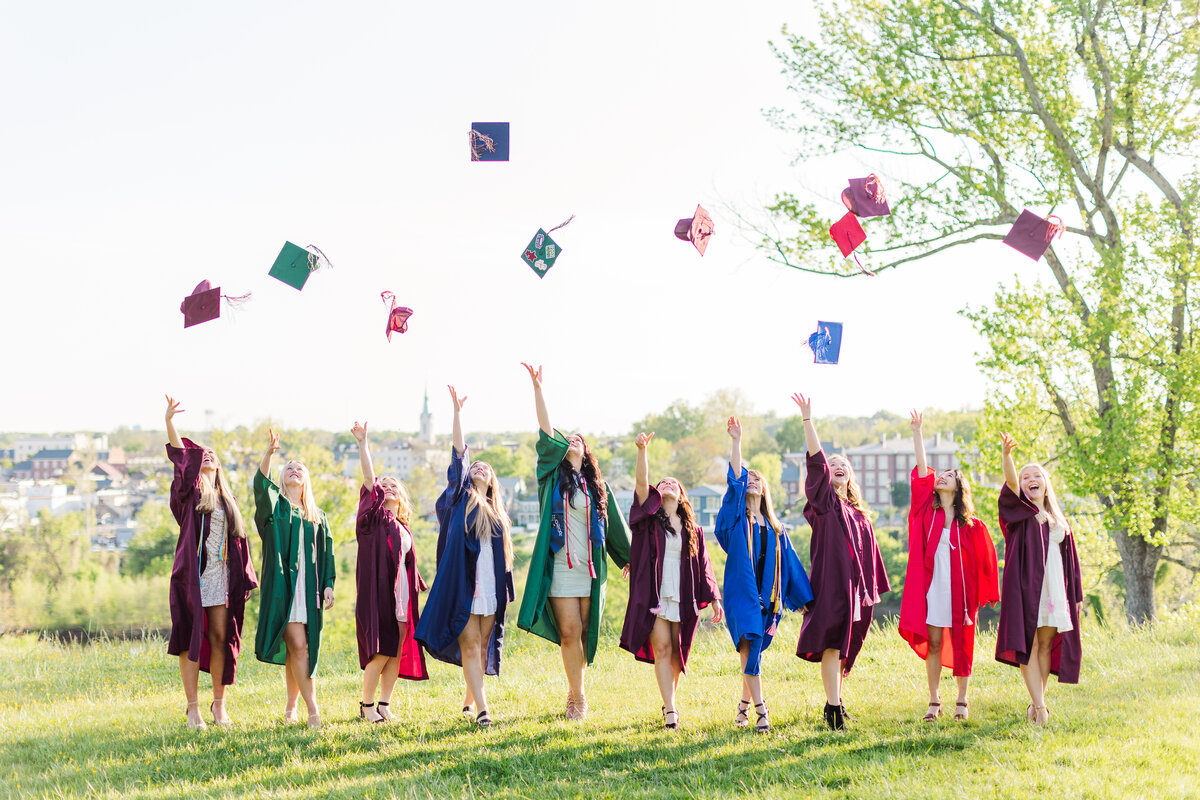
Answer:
[823,702,846,730]
[754,702,770,734]
[664,709,679,730]
[359,701,383,723]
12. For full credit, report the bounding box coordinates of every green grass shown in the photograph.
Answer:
[1,607,1198,799]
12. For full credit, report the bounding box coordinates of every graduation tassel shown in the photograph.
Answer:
[547,214,576,233]
[305,245,335,273]
[469,129,496,161]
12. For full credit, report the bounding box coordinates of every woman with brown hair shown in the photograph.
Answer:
[620,431,723,729]
[165,395,258,730]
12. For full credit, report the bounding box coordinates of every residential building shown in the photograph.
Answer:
[780,440,843,506]
[687,484,723,529]
[14,434,106,461]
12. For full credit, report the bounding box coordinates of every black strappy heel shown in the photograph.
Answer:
[664,709,679,730]
[754,702,770,734]
[359,701,383,723]
[376,701,393,721]
[475,709,492,727]
[735,699,751,728]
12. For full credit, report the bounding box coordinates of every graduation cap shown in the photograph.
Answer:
[268,242,334,291]
[381,291,413,341]
[673,204,715,256]
[806,321,844,365]
[520,214,575,278]
[829,212,875,276]
[470,122,510,161]
[180,280,250,328]
[1002,210,1065,261]
[841,174,890,218]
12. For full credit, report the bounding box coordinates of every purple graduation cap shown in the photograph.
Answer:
[674,204,715,256]
[381,291,413,341]
[806,321,843,365]
[469,122,510,161]
[841,174,891,218]
[1002,209,1065,261]
[180,280,250,328]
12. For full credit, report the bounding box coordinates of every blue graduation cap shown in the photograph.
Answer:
[469,122,510,161]
[807,321,843,365]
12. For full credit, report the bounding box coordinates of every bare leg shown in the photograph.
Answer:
[1033,626,1057,724]
[283,622,319,726]
[178,652,203,727]
[1020,634,1049,724]
[550,596,590,710]
[283,649,300,722]
[205,606,230,723]
[924,625,944,715]
[669,622,683,697]
[819,649,842,706]
[737,642,765,706]
[955,675,971,716]
[649,618,677,716]
[459,614,496,721]
[360,654,389,722]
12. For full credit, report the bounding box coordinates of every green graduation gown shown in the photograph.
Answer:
[517,429,631,664]
[253,470,337,676]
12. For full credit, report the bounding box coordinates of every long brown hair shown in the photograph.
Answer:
[654,481,699,557]
[746,469,785,534]
[378,476,413,527]
[557,436,608,520]
[931,469,976,527]
[195,454,245,538]
[465,463,514,570]
[828,455,869,514]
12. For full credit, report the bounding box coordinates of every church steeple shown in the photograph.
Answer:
[419,388,433,443]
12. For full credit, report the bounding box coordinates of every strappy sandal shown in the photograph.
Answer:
[754,702,770,734]
[475,709,493,728]
[186,701,207,731]
[954,701,969,721]
[359,701,383,723]
[735,699,751,728]
[376,701,394,722]
[663,709,679,730]
[1033,705,1050,726]
[922,701,942,722]
[210,698,231,727]
[823,702,845,730]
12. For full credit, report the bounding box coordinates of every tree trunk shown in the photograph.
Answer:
[1112,528,1160,624]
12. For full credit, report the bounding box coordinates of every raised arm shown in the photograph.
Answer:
[634,431,654,504]
[911,410,929,477]
[351,421,374,489]
[1000,432,1019,493]
[449,385,467,454]
[727,416,743,475]
[259,428,280,478]
[165,395,184,449]
[791,393,820,455]
[521,363,551,435]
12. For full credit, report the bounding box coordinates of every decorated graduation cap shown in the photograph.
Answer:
[469,122,510,162]
[268,242,334,291]
[180,280,250,328]
[1003,209,1065,261]
[841,174,890,218]
[381,291,413,341]
[674,204,715,256]
[520,214,575,278]
[806,321,844,365]
[829,212,875,276]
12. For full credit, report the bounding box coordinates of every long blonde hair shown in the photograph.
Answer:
[828,455,870,514]
[280,459,321,523]
[746,469,785,535]
[464,462,514,570]
[379,476,413,527]
[1021,463,1068,528]
[195,453,246,538]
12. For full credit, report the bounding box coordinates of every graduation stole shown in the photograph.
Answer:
[558,474,597,579]
[746,514,782,618]
[924,510,970,626]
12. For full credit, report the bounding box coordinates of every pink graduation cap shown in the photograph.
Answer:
[381,292,413,341]
[180,280,250,328]
[1003,209,1065,261]
[829,212,875,276]
[674,204,715,256]
[841,174,890,218]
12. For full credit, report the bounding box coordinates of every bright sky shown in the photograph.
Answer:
[1,1,1049,437]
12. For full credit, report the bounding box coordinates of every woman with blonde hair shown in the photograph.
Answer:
[793,393,890,731]
[996,433,1083,725]
[715,415,812,733]
[254,429,337,728]
[415,386,515,727]
[898,411,999,722]
[351,421,428,724]
[620,431,723,729]
[164,395,258,730]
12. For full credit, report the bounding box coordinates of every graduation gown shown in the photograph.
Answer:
[995,483,1084,683]
[898,467,1000,676]
[414,447,515,673]
[253,470,336,676]
[355,481,429,680]
[796,450,890,674]
[618,485,721,671]
[517,429,631,665]
[166,439,258,685]
[714,464,813,656]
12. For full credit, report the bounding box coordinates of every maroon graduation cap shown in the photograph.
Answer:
[381,291,413,341]
[1003,209,1065,261]
[674,204,715,256]
[841,174,891,218]
[180,280,250,328]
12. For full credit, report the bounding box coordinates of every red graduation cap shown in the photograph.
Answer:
[1003,209,1065,261]
[180,280,250,328]
[841,174,891,218]
[674,204,715,256]
[381,292,413,341]
[829,213,875,276]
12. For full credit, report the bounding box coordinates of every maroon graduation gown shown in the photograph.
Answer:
[618,486,720,672]
[166,438,259,685]
[995,483,1083,683]
[796,449,890,674]
[355,481,429,680]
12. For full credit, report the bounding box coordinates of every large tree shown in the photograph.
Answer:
[760,0,1199,622]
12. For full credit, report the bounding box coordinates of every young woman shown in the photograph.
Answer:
[793,393,890,731]
[414,386,515,727]
[352,420,428,723]
[517,363,631,721]
[714,415,813,734]
[164,395,258,730]
[254,429,337,728]
[996,432,1083,725]
[898,411,999,722]
[619,431,723,729]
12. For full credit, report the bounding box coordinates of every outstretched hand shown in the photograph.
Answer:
[791,392,812,418]
[267,428,280,455]
[726,416,742,441]
[448,385,468,412]
[520,362,543,389]
[351,421,368,443]
[634,431,655,450]
[910,409,923,433]
[165,394,184,420]
[1001,432,1017,456]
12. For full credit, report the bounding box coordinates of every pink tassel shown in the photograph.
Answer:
[864,173,887,206]
[1044,215,1066,241]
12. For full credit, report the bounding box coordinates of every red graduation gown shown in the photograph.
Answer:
[898,467,999,676]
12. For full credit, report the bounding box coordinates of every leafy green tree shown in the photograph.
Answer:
[632,401,706,443]
[122,502,176,577]
[760,0,1199,622]
[891,480,909,510]
[748,453,786,509]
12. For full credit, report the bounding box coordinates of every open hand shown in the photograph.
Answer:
[727,416,742,441]
[267,428,280,455]
[448,385,468,412]
[520,362,543,389]
[165,394,184,420]
[634,431,654,450]
[351,421,368,443]
[1001,432,1017,457]
[790,393,812,418]
[910,409,923,433]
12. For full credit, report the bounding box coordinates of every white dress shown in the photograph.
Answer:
[1037,521,1073,631]
[549,492,593,598]
[925,523,953,628]
[657,528,684,623]
[394,524,413,623]
[287,517,315,624]
[199,505,228,608]
[471,527,498,616]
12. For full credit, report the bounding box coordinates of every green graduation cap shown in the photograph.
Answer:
[269,242,333,291]
[520,229,562,278]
